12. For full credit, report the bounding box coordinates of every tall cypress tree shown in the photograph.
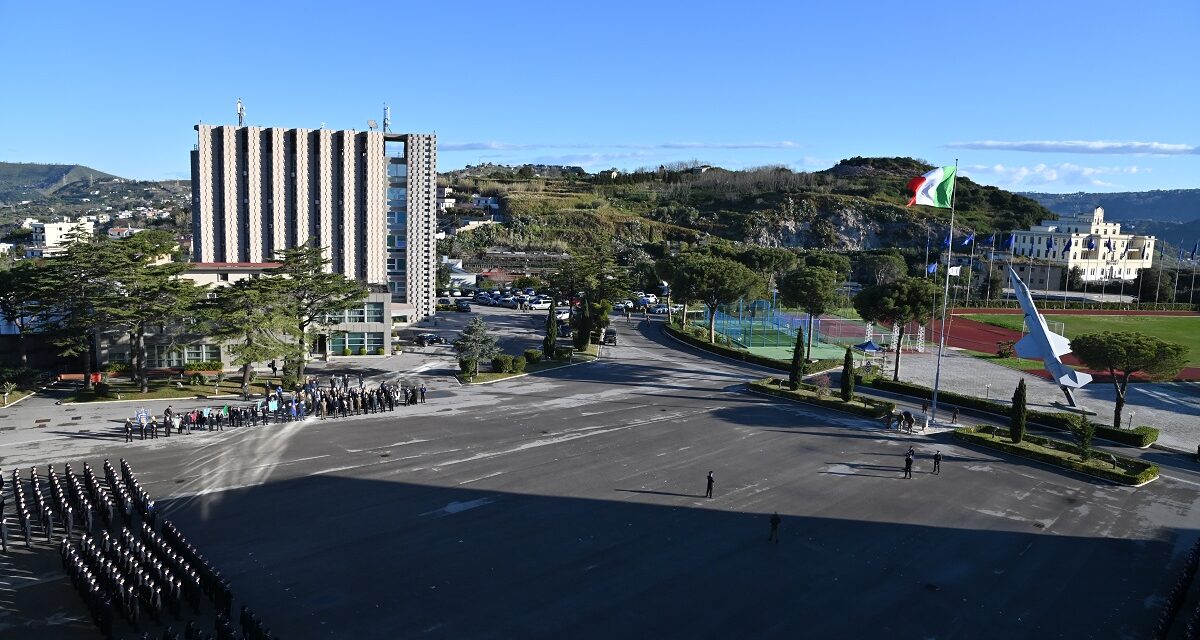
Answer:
[1011,379,1027,443]
[543,303,558,357]
[840,348,854,402]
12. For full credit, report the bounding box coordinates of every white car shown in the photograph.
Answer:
[643,294,659,304]
[554,307,572,321]
[650,304,670,314]
[529,298,552,310]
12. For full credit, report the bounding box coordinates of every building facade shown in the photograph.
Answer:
[1010,207,1155,282]
[191,124,437,324]
[25,220,95,258]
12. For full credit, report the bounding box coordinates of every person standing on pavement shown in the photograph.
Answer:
[419,384,427,404]
[933,451,942,475]
[768,512,781,543]
[904,450,914,479]
[952,407,960,424]
[124,420,133,443]
[705,471,715,499]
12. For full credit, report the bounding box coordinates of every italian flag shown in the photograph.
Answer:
[907,166,956,208]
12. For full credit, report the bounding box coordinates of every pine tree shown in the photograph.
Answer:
[1011,379,1027,443]
[453,316,499,377]
[840,348,854,402]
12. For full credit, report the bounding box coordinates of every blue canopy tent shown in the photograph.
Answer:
[854,340,881,352]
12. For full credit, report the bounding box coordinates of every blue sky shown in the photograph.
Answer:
[1,0,1196,193]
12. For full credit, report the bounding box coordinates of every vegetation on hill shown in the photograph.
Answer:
[440,158,1055,260]
[1023,189,1200,223]
[0,161,119,203]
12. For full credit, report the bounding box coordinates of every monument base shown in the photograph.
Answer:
[1051,401,1097,416]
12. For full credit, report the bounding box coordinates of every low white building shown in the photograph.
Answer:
[1011,207,1155,282]
[25,220,95,258]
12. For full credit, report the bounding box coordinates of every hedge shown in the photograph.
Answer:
[554,346,574,361]
[492,354,514,373]
[749,379,895,419]
[665,323,840,374]
[523,348,543,364]
[869,378,1159,447]
[183,360,224,373]
[954,425,1159,486]
[510,355,527,374]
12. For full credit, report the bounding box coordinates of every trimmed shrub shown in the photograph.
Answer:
[183,360,223,373]
[342,348,352,356]
[357,347,368,356]
[554,346,573,361]
[459,358,477,374]
[281,373,298,390]
[492,354,514,373]
[105,362,132,375]
[523,348,543,364]
[750,379,895,419]
[511,355,527,374]
[188,373,210,386]
[376,347,386,355]
[955,425,1158,485]
[94,381,111,396]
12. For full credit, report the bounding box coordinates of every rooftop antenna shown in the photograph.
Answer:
[236,98,245,126]
[383,103,391,133]
[367,119,378,132]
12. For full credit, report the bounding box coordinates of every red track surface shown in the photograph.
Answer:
[932,313,1200,382]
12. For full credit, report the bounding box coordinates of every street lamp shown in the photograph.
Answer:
[1127,411,1135,430]
[985,383,992,400]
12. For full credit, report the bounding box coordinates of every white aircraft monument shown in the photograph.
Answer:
[1007,266,1092,407]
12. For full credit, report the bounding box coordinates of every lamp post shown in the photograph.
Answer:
[1127,411,1135,430]
[985,383,991,400]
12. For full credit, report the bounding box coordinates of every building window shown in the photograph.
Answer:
[329,332,384,353]
[185,344,221,363]
[346,306,366,323]
[108,351,130,363]
[219,273,230,281]
[366,302,384,323]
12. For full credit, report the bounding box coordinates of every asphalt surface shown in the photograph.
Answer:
[2,311,1200,639]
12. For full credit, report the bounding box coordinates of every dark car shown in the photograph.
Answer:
[557,323,573,338]
[455,300,472,312]
[415,333,447,347]
[603,328,617,345]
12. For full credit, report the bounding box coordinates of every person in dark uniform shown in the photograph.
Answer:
[952,407,960,424]
[705,471,715,499]
[419,384,427,403]
[124,420,134,443]
[904,451,914,479]
[933,451,942,475]
[768,512,781,543]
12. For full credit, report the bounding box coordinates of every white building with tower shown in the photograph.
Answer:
[1010,207,1155,282]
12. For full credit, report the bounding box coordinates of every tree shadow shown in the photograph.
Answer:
[615,488,704,499]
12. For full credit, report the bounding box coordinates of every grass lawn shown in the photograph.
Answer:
[962,313,1200,366]
[956,425,1158,485]
[1,389,35,407]
[957,348,1057,373]
[65,378,262,403]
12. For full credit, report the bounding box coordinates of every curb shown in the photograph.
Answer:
[459,358,596,386]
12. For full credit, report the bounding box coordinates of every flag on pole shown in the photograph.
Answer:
[1192,240,1197,260]
[1159,242,1165,257]
[1045,236,1053,250]
[1087,237,1096,251]
[1179,247,1185,260]
[1005,232,1016,249]
[961,232,975,247]
[942,234,951,249]
[987,233,996,246]
[926,262,938,274]
[906,166,957,208]
[948,266,962,276]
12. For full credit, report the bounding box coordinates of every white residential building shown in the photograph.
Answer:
[1011,207,1155,282]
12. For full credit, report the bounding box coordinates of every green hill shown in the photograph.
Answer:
[441,158,1054,257]
[0,161,121,203]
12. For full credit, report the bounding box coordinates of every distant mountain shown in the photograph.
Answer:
[1021,189,1200,223]
[0,161,121,204]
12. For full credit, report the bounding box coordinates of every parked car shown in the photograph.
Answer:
[670,304,684,313]
[529,297,552,310]
[612,302,626,312]
[499,296,517,308]
[455,300,472,312]
[650,304,670,314]
[554,307,572,321]
[522,288,536,296]
[643,294,659,304]
[415,333,447,346]
[557,323,573,338]
[603,328,618,345]
[450,289,462,297]
[437,298,452,306]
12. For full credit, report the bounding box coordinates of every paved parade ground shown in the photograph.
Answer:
[3,312,1200,639]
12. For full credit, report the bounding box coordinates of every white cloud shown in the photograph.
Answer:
[946,140,1198,155]
[963,163,1151,188]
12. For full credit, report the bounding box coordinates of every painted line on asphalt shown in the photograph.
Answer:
[1162,474,1200,487]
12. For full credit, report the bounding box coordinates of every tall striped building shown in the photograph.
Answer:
[190,124,438,324]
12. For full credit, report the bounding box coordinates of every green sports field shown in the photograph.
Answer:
[962,314,1200,366]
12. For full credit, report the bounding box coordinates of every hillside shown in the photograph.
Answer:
[0,161,120,203]
[441,158,1055,258]
[1022,189,1200,223]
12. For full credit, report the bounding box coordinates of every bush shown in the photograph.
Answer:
[0,367,41,387]
[188,373,210,385]
[510,355,527,374]
[523,348,543,364]
[104,362,132,375]
[492,354,514,373]
[281,373,298,390]
[356,347,367,356]
[94,381,111,396]
[342,348,352,356]
[554,346,573,361]
[376,347,386,355]
[749,379,895,419]
[996,340,1015,358]
[954,425,1158,485]
[183,360,223,373]
[813,374,831,399]
[459,358,477,374]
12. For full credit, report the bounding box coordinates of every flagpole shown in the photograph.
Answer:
[986,236,996,305]
[930,159,958,426]
[924,230,931,279]
[1173,251,1182,305]
[1155,244,1165,309]
[1190,246,1198,306]
[965,230,976,306]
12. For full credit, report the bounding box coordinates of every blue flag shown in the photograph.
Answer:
[942,235,951,249]
[987,233,996,247]
[1104,238,1113,251]
[961,232,975,247]
[926,262,938,274]
[1005,232,1016,249]
[1087,237,1096,251]
[1045,236,1054,250]
[1159,242,1165,257]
